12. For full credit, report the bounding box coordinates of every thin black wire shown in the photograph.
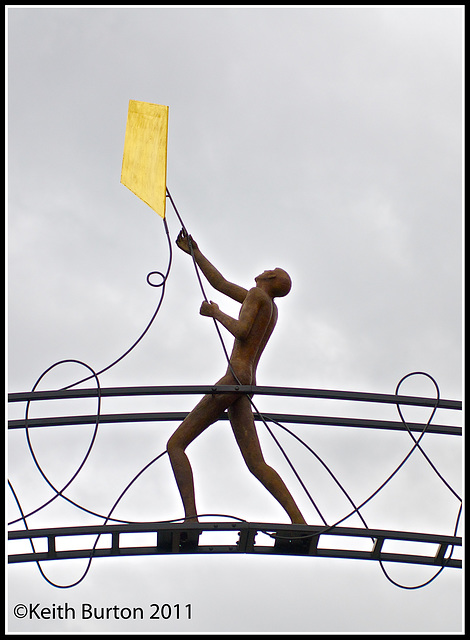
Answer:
[22,361,101,518]
[264,377,460,589]
[60,216,173,391]
[262,417,370,531]
[258,375,461,589]
[8,215,173,526]
[8,211,176,587]
[394,372,461,501]
[9,443,243,589]
[257,420,328,526]
[377,372,462,589]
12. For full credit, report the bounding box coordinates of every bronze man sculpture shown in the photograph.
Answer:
[167,229,306,525]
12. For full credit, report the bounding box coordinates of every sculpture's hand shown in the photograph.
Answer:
[200,300,219,317]
[176,228,198,255]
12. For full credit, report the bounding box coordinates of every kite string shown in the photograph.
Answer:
[166,188,236,366]
[165,190,329,523]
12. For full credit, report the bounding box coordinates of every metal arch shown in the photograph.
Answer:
[8,522,461,568]
[8,385,462,570]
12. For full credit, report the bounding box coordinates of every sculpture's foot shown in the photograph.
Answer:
[273,530,312,554]
[178,529,201,551]
[157,526,201,552]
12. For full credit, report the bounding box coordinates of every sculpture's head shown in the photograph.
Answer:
[255,268,292,298]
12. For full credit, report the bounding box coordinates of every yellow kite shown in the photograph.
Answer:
[121,100,169,218]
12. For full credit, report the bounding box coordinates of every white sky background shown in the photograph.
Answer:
[7,5,463,634]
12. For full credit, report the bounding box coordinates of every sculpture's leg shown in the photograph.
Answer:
[228,395,307,524]
[167,385,239,522]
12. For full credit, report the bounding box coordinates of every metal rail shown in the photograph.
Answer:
[7,385,462,436]
[8,521,461,568]
[7,384,462,409]
[7,411,461,436]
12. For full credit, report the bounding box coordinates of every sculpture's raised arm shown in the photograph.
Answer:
[176,229,248,303]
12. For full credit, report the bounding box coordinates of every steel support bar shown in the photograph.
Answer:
[8,522,461,568]
[7,385,462,410]
[7,411,461,436]
[8,546,462,568]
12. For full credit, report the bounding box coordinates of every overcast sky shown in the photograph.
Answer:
[7,5,463,634]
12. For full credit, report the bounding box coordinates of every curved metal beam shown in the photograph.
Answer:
[8,384,462,410]
[7,410,461,436]
[8,522,461,568]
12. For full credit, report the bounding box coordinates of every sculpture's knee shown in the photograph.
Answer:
[246,457,267,481]
[166,433,183,459]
